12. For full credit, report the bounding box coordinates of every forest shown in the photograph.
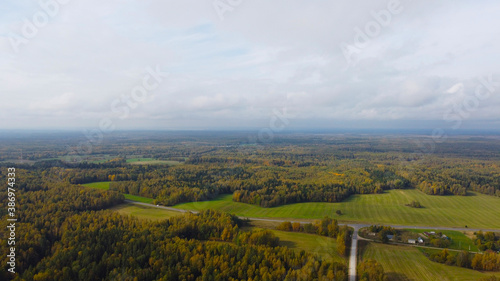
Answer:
[1,132,500,208]
[0,167,347,280]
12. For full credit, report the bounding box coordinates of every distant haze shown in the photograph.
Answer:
[1,0,499,131]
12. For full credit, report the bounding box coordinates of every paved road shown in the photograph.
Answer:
[124,200,198,213]
[337,222,499,234]
[348,226,360,281]
[124,200,500,281]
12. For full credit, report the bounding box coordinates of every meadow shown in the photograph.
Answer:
[247,227,345,263]
[174,189,500,229]
[81,182,154,203]
[361,242,498,281]
[110,203,181,220]
[126,158,182,165]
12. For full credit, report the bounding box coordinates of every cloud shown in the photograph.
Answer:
[446,83,464,94]
[29,92,77,111]
[0,0,499,130]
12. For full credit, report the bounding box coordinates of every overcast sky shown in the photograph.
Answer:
[1,0,499,131]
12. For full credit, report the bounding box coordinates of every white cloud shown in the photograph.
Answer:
[29,92,77,111]
[0,0,499,130]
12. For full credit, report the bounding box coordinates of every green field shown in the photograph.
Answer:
[82,181,112,190]
[405,229,479,251]
[174,189,500,229]
[248,227,345,263]
[110,203,181,220]
[126,158,182,165]
[362,243,497,281]
[123,194,154,203]
[81,182,154,203]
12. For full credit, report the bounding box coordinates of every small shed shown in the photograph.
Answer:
[408,239,416,244]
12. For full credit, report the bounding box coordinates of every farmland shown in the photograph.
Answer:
[126,157,182,165]
[361,242,498,280]
[248,227,345,263]
[174,189,500,229]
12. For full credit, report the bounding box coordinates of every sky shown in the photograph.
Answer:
[1,0,499,131]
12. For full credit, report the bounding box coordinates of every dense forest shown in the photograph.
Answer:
[0,167,347,280]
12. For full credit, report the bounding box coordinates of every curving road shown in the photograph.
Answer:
[124,200,500,281]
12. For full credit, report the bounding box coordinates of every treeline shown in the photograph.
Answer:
[233,183,354,208]
[277,217,351,256]
[408,159,500,197]
[428,249,500,271]
[426,230,500,272]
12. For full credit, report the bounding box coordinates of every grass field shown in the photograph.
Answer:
[405,229,479,251]
[173,189,500,229]
[110,203,181,220]
[362,242,498,281]
[126,158,182,165]
[81,182,154,203]
[82,181,111,190]
[123,194,154,203]
[247,227,345,263]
